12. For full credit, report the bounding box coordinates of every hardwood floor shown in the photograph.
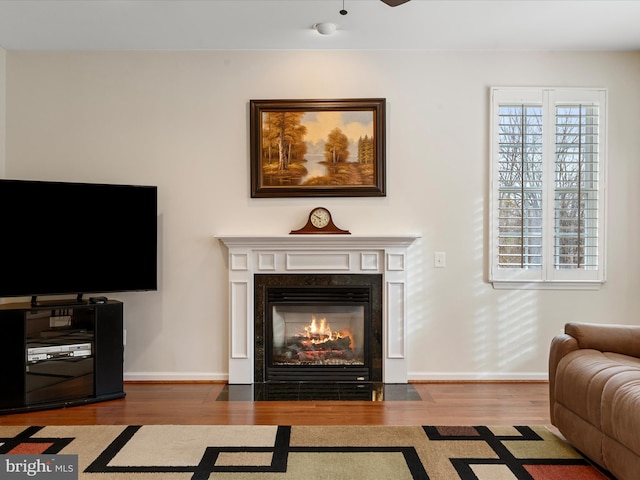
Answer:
[0,382,551,426]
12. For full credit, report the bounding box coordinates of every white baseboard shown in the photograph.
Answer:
[408,372,549,382]
[124,372,228,382]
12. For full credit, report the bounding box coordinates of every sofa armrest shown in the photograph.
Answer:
[548,322,640,425]
[565,322,640,358]
[548,333,579,425]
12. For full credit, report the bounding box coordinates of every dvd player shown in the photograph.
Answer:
[27,342,92,363]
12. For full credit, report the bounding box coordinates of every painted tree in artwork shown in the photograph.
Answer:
[357,135,374,164]
[324,127,350,163]
[262,112,307,170]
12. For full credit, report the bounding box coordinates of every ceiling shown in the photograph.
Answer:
[0,0,639,51]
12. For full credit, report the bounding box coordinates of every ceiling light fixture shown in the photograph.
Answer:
[313,22,337,36]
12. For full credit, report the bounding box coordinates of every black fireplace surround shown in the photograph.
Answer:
[254,274,383,383]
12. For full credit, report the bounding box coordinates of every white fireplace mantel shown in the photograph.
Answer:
[216,234,420,384]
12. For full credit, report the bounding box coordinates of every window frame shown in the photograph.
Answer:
[489,87,607,290]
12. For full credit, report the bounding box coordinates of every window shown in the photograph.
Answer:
[490,88,607,289]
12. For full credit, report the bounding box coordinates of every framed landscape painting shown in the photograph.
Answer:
[250,98,386,197]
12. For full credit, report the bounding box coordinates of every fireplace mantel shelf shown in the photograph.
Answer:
[216,234,420,249]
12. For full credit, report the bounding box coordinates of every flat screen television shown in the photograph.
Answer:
[0,179,158,304]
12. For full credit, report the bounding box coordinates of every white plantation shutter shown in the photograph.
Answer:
[497,104,543,269]
[490,88,606,289]
[554,103,600,270]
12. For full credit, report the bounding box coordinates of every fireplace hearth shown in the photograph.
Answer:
[255,274,382,383]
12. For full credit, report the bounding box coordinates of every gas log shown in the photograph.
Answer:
[283,335,355,362]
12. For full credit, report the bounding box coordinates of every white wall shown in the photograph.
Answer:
[5,50,640,380]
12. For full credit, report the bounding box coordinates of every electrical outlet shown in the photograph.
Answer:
[434,251,446,268]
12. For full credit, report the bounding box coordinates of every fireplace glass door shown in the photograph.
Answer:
[272,305,365,366]
[265,286,372,382]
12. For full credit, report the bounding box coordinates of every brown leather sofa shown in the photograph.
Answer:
[549,322,640,480]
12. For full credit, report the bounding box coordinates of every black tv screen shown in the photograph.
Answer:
[0,179,157,300]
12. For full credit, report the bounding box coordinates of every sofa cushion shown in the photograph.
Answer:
[602,352,640,369]
[555,350,640,429]
[601,368,640,457]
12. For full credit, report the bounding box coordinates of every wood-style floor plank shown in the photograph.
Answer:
[0,382,551,426]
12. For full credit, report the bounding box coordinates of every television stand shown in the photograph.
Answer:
[30,293,88,307]
[0,299,125,414]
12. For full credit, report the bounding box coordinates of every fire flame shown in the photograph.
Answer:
[302,315,346,344]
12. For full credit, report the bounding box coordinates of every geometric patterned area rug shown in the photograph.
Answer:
[0,425,614,479]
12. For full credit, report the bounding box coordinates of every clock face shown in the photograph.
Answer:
[310,208,331,228]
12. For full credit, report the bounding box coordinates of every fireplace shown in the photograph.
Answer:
[216,234,419,384]
[254,274,382,383]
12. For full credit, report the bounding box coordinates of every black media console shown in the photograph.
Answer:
[0,300,125,414]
